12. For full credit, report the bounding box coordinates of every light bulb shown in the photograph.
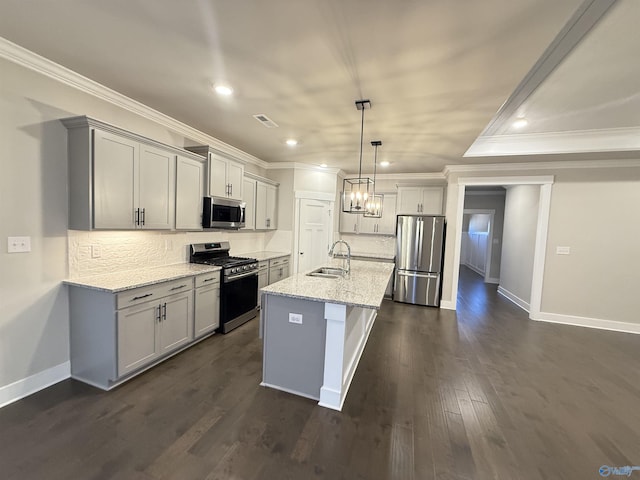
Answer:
[350,192,355,201]
[363,192,368,201]
[356,191,362,200]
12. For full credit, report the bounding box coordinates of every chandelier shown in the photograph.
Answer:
[342,99,373,214]
[364,140,383,218]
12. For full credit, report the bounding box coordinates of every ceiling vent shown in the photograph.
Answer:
[253,114,279,128]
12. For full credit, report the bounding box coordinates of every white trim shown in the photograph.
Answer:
[0,36,268,169]
[458,175,555,186]
[294,190,335,202]
[244,171,279,186]
[485,277,500,285]
[378,173,446,181]
[466,127,640,157]
[444,158,640,175]
[497,286,530,313]
[266,162,343,175]
[532,312,640,335]
[440,300,456,310]
[529,183,552,318]
[0,362,70,409]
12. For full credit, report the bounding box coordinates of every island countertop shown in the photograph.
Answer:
[260,259,394,309]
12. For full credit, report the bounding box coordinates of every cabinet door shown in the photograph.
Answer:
[175,156,204,230]
[93,129,138,229]
[265,185,277,229]
[339,208,359,233]
[420,187,444,214]
[227,161,244,200]
[358,211,377,234]
[258,270,269,289]
[255,182,268,229]
[377,194,397,235]
[117,302,159,376]
[160,292,192,354]
[208,154,228,197]
[194,285,220,338]
[139,144,175,229]
[396,187,423,215]
[242,178,256,230]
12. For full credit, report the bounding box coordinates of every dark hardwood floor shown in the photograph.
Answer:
[2,266,640,479]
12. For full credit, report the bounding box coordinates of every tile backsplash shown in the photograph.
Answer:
[68,230,268,279]
[339,233,396,257]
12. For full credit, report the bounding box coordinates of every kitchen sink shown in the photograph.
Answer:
[306,267,346,278]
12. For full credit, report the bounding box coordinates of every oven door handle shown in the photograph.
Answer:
[225,270,258,282]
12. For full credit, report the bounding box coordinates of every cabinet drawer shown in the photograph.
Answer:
[194,272,221,289]
[116,278,193,309]
[269,257,289,267]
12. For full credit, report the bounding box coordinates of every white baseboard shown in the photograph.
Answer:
[440,299,456,310]
[0,362,70,409]
[464,263,485,277]
[485,277,500,284]
[532,312,640,335]
[497,286,530,312]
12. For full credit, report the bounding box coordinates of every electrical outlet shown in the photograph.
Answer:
[289,313,303,324]
[91,245,102,258]
[7,236,31,253]
[556,246,571,255]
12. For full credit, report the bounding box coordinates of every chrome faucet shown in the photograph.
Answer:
[329,240,351,275]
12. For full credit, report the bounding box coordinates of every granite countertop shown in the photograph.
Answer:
[260,259,394,309]
[240,251,290,262]
[64,263,221,293]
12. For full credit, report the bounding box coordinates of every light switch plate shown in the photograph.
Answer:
[8,236,31,253]
[91,245,102,258]
[289,313,303,324]
[556,246,571,255]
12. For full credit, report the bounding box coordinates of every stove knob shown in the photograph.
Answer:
[231,267,237,274]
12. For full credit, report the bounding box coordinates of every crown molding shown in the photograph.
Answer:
[244,171,279,186]
[369,172,446,181]
[445,157,640,175]
[0,36,268,169]
[265,162,342,175]
[465,127,640,158]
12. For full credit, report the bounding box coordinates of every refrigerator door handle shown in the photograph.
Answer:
[416,217,424,268]
[397,271,439,279]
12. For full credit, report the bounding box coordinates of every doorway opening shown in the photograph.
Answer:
[448,176,554,320]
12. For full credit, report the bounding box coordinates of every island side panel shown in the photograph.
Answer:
[261,294,327,400]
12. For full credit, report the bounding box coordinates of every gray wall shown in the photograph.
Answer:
[499,185,540,306]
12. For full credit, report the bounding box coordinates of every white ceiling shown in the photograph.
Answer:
[1,0,635,173]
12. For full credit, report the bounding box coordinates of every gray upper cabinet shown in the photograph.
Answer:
[245,172,279,231]
[62,116,204,231]
[186,146,245,201]
[175,155,205,230]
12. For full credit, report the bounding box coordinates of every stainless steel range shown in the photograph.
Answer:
[190,242,258,333]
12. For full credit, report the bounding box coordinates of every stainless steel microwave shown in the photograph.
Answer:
[203,197,245,229]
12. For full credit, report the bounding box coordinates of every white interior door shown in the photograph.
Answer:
[297,199,331,273]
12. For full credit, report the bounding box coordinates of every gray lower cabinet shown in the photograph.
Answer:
[194,272,220,338]
[268,256,290,284]
[258,261,269,289]
[69,277,195,390]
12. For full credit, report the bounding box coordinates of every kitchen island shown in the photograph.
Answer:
[260,259,394,411]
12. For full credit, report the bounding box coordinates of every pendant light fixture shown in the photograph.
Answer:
[364,140,383,218]
[342,99,374,214]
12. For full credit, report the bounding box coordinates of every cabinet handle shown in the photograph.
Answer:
[131,293,153,301]
[141,208,145,226]
[230,184,233,196]
[353,224,357,232]
[135,208,140,226]
[202,277,216,282]
[156,305,161,322]
[170,284,187,291]
[162,303,167,321]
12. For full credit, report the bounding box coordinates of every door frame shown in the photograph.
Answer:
[293,191,335,273]
[447,176,554,319]
[462,209,495,283]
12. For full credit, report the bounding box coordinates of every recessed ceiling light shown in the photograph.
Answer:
[512,118,528,129]
[320,163,328,168]
[380,161,390,167]
[214,84,233,96]
[286,139,298,147]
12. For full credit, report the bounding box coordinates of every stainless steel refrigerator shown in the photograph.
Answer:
[394,215,445,307]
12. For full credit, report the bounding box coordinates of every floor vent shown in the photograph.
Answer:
[253,114,279,128]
